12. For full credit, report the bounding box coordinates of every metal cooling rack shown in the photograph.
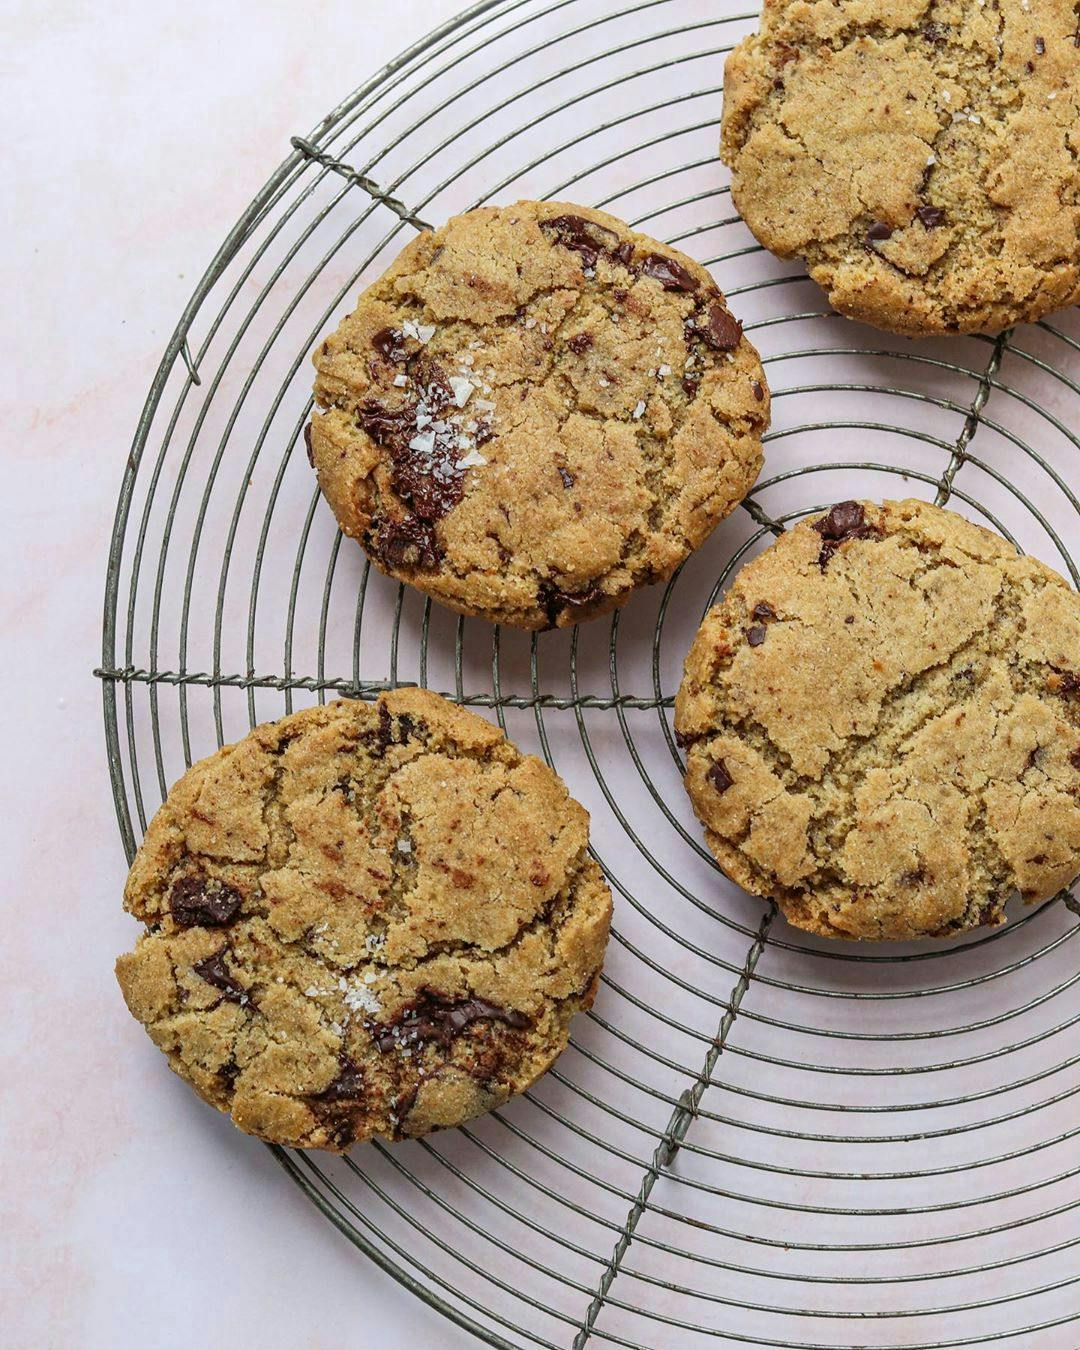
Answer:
[98,1,1080,1345]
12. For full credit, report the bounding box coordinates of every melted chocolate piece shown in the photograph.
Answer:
[372,326,408,363]
[916,204,946,228]
[752,602,775,620]
[639,253,699,292]
[746,625,767,647]
[866,220,893,243]
[371,516,442,571]
[537,580,604,627]
[682,373,701,398]
[1056,672,1080,698]
[370,989,530,1054]
[357,398,416,452]
[303,422,314,466]
[558,466,575,489]
[540,214,620,269]
[694,301,742,350]
[612,240,635,267]
[567,332,593,354]
[169,874,242,929]
[1069,747,1080,771]
[193,950,250,1005]
[813,501,878,569]
[751,380,765,402]
[313,1059,366,1103]
[707,759,733,794]
[673,726,696,750]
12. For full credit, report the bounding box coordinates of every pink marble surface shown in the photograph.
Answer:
[4,3,465,1345]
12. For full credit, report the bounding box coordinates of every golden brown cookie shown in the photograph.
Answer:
[116,691,612,1149]
[721,0,1080,335]
[675,499,1080,940]
[309,201,768,627]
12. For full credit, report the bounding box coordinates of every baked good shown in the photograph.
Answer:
[675,499,1080,939]
[309,200,768,627]
[115,690,612,1148]
[720,0,1080,335]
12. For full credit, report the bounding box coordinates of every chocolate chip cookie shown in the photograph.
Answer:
[309,201,768,627]
[721,0,1080,335]
[115,690,612,1149]
[675,500,1080,940]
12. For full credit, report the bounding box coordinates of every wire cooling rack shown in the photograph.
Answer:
[98,1,1080,1345]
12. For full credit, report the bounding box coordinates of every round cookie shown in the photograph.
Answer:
[309,201,768,628]
[115,690,612,1149]
[720,0,1080,335]
[675,499,1080,940]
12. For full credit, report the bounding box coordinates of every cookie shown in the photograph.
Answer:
[115,690,612,1149]
[675,499,1080,940]
[720,0,1080,335]
[309,201,768,628]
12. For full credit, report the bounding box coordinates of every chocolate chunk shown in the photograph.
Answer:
[1057,672,1080,698]
[370,989,530,1054]
[540,213,620,269]
[922,22,949,44]
[746,625,767,647]
[558,466,575,489]
[639,253,699,292]
[866,220,893,243]
[372,326,408,363]
[169,874,242,928]
[916,204,946,228]
[537,579,604,627]
[1069,747,1080,771]
[682,374,701,399]
[693,301,743,350]
[707,759,733,794]
[751,380,765,402]
[752,602,775,620]
[612,241,635,267]
[193,950,250,1005]
[567,332,593,354]
[813,501,878,569]
[314,1058,366,1102]
[673,727,697,750]
[356,398,415,452]
[303,423,314,466]
[1034,35,1046,54]
[371,516,442,571]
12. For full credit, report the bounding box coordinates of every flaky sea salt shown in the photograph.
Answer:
[401,319,436,343]
[457,448,487,468]
[632,400,646,420]
[393,373,409,387]
[449,375,475,407]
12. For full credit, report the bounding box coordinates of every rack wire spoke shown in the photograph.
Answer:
[99,0,1079,1344]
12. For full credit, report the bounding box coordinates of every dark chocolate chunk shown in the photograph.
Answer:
[813,501,878,569]
[673,727,697,750]
[1034,35,1046,54]
[639,253,699,292]
[1068,747,1080,771]
[707,759,733,794]
[746,625,767,647]
[922,22,949,44]
[169,874,243,928]
[540,213,620,269]
[693,301,743,350]
[1057,672,1080,698]
[537,579,604,627]
[371,516,442,571]
[751,380,765,402]
[558,466,575,489]
[356,398,416,452]
[313,1058,366,1102]
[916,204,946,228]
[370,988,530,1054]
[682,374,701,399]
[866,220,894,243]
[612,240,635,267]
[193,950,250,1005]
[372,326,408,363]
[303,422,314,466]
[752,602,775,620]
[567,332,593,354]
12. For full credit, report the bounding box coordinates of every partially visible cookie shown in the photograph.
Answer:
[309,201,768,628]
[675,499,1080,940]
[721,0,1080,335]
[116,690,612,1149]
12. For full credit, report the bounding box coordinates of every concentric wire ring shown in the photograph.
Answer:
[99,1,1079,1344]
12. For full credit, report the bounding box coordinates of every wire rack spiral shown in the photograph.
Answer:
[98,1,1079,1345]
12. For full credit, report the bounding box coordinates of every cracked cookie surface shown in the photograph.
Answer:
[115,690,612,1149]
[309,201,768,628]
[675,499,1080,940]
[721,0,1080,335]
